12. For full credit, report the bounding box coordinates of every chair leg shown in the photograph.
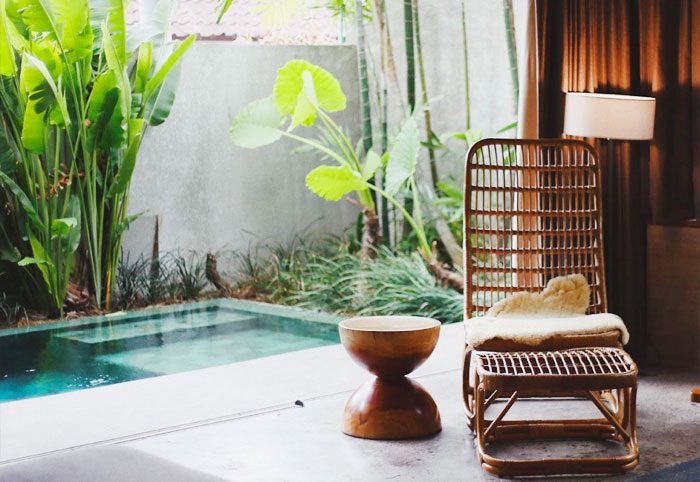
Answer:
[473,384,640,476]
[462,347,475,431]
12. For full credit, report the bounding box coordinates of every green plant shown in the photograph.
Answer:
[229,59,386,256]
[0,0,194,315]
[0,291,26,324]
[170,251,207,300]
[114,253,148,310]
[290,248,463,323]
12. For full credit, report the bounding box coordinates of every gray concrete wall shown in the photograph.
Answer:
[125,43,361,259]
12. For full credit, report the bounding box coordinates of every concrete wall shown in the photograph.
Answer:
[646,225,700,370]
[125,44,361,258]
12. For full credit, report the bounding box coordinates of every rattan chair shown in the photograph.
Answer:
[462,139,638,475]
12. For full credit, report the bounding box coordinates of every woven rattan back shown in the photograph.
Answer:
[463,139,607,318]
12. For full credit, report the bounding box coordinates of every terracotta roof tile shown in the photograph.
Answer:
[126,0,340,44]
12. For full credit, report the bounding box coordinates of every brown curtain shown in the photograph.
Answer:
[534,0,699,359]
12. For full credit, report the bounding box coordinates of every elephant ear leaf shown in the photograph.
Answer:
[305,165,366,202]
[274,59,345,124]
[361,149,381,181]
[385,116,420,195]
[230,95,285,148]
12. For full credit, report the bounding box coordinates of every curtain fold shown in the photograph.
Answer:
[532,0,699,359]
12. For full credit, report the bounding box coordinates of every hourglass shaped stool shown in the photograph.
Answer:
[339,316,442,439]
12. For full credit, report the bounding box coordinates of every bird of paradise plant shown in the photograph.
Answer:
[0,0,194,315]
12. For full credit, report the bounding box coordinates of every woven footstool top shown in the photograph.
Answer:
[473,347,637,392]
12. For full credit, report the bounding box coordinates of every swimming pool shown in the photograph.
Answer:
[0,299,340,402]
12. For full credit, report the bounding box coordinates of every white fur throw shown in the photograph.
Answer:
[466,274,630,346]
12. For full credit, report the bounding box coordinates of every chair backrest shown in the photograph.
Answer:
[463,138,607,318]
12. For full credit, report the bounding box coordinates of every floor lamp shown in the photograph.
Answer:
[562,92,656,361]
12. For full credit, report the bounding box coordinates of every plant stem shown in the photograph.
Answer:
[462,0,471,130]
[366,183,430,257]
[413,0,438,188]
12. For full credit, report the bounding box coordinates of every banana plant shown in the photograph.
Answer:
[229,59,430,258]
[0,0,194,314]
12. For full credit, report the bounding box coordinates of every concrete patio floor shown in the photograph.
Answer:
[0,323,697,481]
[123,369,698,481]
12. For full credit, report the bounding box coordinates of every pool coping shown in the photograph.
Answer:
[0,298,343,337]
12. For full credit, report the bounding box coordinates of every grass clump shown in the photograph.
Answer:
[288,247,463,324]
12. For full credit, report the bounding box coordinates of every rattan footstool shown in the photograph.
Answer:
[472,347,639,477]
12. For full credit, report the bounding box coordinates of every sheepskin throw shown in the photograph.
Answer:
[486,274,590,317]
[466,274,630,346]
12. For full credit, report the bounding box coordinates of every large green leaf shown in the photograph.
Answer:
[386,116,420,195]
[142,34,194,110]
[288,71,317,130]
[0,0,16,76]
[53,0,92,62]
[143,61,181,126]
[12,0,56,39]
[274,59,345,122]
[134,42,152,94]
[229,95,285,148]
[107,118,143,198]
[50,216,76,238]
[19,43,61,112]
[20,98,45,152]
[86,70,124,149]
[305,165,366,201]
[101,22,130,122]
[23,53,70,125]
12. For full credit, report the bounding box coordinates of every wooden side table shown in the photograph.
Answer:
[339,316,442,440]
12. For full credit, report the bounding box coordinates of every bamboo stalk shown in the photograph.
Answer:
[413,0,438,188]
[462,0,471,130]
[503,0,519,112]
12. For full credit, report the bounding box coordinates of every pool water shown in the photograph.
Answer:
[0,301,339,402]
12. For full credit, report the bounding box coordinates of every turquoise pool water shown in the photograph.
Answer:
[0,300,340,402]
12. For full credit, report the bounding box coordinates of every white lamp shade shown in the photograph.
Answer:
[563,93,656,140]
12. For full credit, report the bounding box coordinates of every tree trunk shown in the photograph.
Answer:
[361,207,381,259]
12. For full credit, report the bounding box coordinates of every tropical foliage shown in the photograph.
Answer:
[0,0,194,315]
[229,59,432,258]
